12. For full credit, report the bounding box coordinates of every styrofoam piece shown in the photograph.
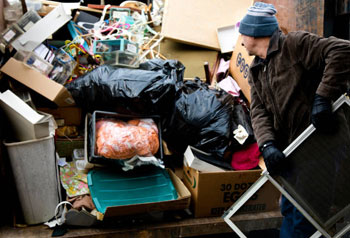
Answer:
[0,90,52,141]
[217,24,240,54]
[3,136,60,224]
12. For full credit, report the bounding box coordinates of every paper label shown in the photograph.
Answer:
[113,11,128,19]
[126,43,137,53]
[3,30,16,42]
[65,97,75,105]
[32,59,49,73]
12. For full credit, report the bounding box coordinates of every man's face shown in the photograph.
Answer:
[241,35,256,56]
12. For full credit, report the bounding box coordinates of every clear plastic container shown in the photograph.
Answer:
[101,50,139,68]
[1,23,24,45]
[25,0,43,12]
[14,50,53,75]
[109,8,130,21]
[3,0,23,25]
[49,49,77,85]
[16,9,41,32]
[96,39,139,68]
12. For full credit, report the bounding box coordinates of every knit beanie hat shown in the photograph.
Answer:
[239,2,279,37]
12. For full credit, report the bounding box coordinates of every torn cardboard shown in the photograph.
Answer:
[229,35,254,103]
[1,58,75,107]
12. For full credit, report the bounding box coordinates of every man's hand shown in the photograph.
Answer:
[261,141,286,176]
[311,94,334,133]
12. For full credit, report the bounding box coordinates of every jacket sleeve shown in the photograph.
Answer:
[248,74,275,148]
[287,31,350,100]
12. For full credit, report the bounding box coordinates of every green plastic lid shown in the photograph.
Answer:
[88,166,178,214]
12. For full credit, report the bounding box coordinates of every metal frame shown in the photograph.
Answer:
[222,95,350,238]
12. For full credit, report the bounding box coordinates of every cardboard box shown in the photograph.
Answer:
[1,58,75,107]
[161,0,253,50]
[229,35,255,103]
[183,164,280,218]
[37,107,82,126]
[100,168,191,219]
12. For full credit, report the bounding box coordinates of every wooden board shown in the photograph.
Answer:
[161,0,253,50]
[0,211,282,238]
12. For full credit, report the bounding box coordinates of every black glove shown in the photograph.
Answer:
[311,94,334,133]
[261,141,286,176]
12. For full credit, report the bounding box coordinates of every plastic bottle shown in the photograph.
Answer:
[3,0,23,25]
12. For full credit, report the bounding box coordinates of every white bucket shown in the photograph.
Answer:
[4,135,59,224]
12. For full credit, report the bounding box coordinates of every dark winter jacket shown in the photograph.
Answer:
[248,30,350,150]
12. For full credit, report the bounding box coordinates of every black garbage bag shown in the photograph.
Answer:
[231,97,256,150]
[162,78,234,158]
[65,59,185,115]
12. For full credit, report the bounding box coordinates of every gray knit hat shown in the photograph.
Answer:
[239,2,279,37]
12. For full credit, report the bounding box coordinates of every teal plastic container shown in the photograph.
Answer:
[88,166,178,214]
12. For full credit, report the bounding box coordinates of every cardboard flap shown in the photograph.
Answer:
[229,35,255,103]
[1,58,75,107]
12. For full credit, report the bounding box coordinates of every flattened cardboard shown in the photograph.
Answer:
[1,58,75,107]
[183,164,280,218]
[102,169,191,219]
[229,35,254,103]
[161,0,253,50]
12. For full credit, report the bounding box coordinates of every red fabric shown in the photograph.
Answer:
[231,143,260,170]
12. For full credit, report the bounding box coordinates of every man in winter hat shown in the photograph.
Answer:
[238,2,350,238]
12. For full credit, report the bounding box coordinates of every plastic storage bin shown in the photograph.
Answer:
[88,110,163,164]
[3,135,60,224]
[88,166,178,214]
[14,50,53,76]
[93,39,139,68]
[16,10,41,32]
[0,23,24,46]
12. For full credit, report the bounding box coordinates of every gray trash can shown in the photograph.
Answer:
[4,135,60,224]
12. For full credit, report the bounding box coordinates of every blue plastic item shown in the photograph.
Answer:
[88,167,178,214]
[67,21,90,51]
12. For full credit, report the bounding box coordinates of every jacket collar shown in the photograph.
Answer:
[250,29,282,69]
